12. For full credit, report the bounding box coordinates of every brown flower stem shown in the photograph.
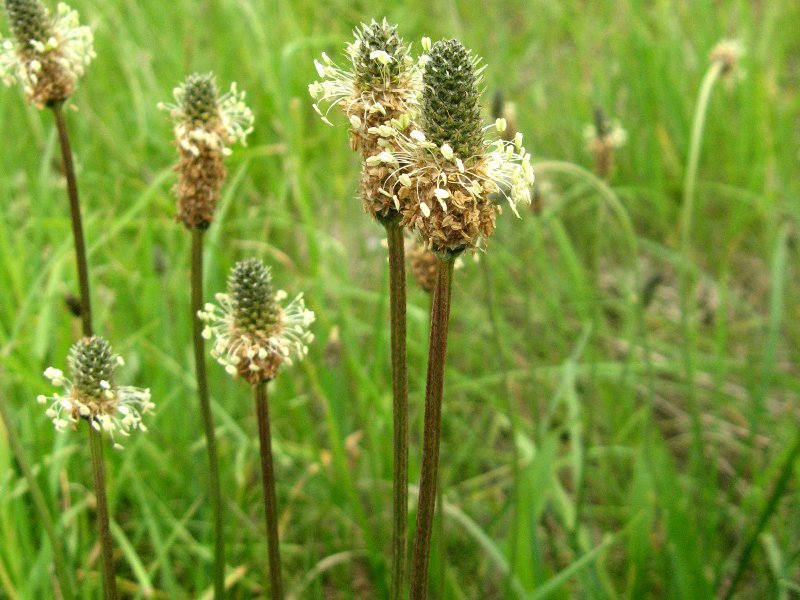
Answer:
[51,102,93,337]
[88,425,118,600]
[191,229,225,599]
[410,256,455,600]
[384,216,409,600]
[0,388,72,599]
[254,382,284,600]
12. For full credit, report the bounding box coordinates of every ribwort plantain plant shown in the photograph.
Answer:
[161,72,253,599]
[199,258,315,600]
[383,38,535,599]
[0,2,131,597]
[309,19,420,598]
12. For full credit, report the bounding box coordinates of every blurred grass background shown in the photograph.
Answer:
[1,0,800,597]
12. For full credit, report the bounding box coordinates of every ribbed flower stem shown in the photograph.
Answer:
[88,425,118,600]
[384,216,409,600]
[254,382,284,600]
[410,256,455,600]
[51,102,93,337]
[0,391,72,598]
[191,229,225,599]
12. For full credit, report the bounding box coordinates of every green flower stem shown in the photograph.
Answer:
[410,256,455,600]
[384,216,409,600]
[88,425,118,600]
[254,382,284,600]
[0,389,72,598]
[678,61,723,490]
[191,229,225,599]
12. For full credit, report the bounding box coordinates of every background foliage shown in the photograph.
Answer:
[1,0,800,597]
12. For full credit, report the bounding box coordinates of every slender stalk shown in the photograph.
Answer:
[410,256,455,600]
[51,102,93,336]
[384,216,409,600]
[678,61,723,509]
[254,382,284,600]
[0,390,72,599]
[53,102,119,600]
[191,229,225,599]
[88,426,118,600]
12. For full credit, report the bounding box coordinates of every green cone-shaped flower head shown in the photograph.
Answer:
[421,39,484,159]
[228,258,280,333]
[180,72,219,125]
[68,336,116,399]
[352,19,409,90]
[5,0,50,50]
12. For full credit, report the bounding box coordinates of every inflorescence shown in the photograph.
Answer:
[309,19,421,220]
[160,72,254,229]
[199,259,316,384]
[1,0,94,107]
[37,336,154,449]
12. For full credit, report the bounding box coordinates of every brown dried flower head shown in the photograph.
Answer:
[160,73,253,230]
[309,19,421,221]
[408,241,438,293]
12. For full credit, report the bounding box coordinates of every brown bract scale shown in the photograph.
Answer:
[352,94,411,220]
[173,135,227,230]
[400,161,498,254]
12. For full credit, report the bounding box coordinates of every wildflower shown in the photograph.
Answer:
[408,241,438,293]
[199,258,315,384]
[583,107,627,178]
[308,19,420,220]
[391,39,534,254]
[710,39,745,86]
[160,72,253,229]
[37,336,154,449]
[0,0,94,108]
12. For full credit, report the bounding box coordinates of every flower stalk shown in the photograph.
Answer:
[191,229,226,599]
[384,215,408,600]
[254,382,284,600]
[409,256,454,600]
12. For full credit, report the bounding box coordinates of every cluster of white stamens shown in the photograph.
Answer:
[37,359,154,450]
[0,2,95,104]
[158,82,254,156]
[198,291,316,380]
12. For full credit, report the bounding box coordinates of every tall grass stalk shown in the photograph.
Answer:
[410,256,455,600]
[0,387,72,598]
[384,216,409,600]
[678,60,724,489]
[190,229,225,599]
[254,382,284,600]
[53,101,120,600]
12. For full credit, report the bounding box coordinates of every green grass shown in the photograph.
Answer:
[2,0,800,597]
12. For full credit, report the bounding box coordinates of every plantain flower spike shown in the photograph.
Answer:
[37,336,154,450]
[408,240,438,293]
[199,259,316,385]
[583,107,627,179]
[159,72,253,230]
[308,19,420,221]
[710,39,745,86]
[380,39,534,254]
[1,0,95,108]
